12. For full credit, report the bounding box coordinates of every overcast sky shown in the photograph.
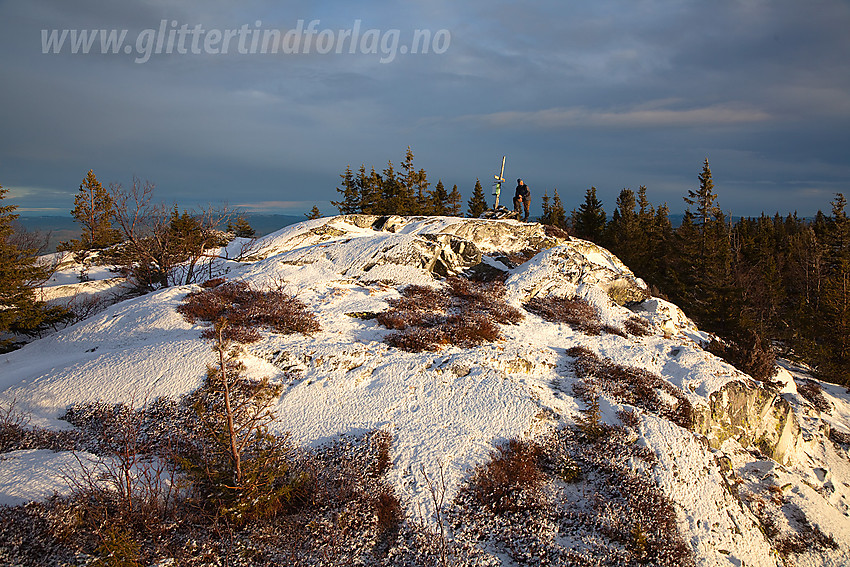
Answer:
[2,0,849,218]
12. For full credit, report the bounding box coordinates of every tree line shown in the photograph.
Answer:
[564,160,849,386]
[332,147,490,218]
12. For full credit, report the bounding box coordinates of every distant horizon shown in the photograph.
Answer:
[2,2,849,220]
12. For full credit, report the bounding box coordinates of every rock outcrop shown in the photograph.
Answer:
[694,380,799,465]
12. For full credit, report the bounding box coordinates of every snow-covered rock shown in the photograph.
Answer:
[1,215,848,565]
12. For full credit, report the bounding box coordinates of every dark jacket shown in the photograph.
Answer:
[515,183,530,199]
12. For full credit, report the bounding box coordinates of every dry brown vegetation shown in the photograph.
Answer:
[524,295,602,335]
[568,345,694,429]
[377,277,523,352]
[624,315,653,336]
[177,279,320,342]
[469,439,546,513]
[795,379,831,413]
[0,409,407,567]
[453,421,693,566]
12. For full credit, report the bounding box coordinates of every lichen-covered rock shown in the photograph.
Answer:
[693,380,800,465]
[507,240,648,305]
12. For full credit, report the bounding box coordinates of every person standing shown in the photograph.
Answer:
[513,179,531,221]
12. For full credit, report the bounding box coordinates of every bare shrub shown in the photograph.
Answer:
[378,277,523,352]
[544,224,570,239]
[107,178,235,290]
[567,346,694,429]
[453,425,691,566]
[829,428,850,445]
[524,295,603,335]
[470,439,546,513]
[795,379,831,413]
[178,279,320,341]
[624,316,653,337]
[0,429,407,566]
[60,399,182,536]
[0,398,81,453]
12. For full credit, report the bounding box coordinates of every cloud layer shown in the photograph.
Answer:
[1,0,849,217]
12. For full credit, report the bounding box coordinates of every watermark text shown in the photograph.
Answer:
[41,19,451,64]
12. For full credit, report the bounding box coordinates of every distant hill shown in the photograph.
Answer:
[16,214,305,252]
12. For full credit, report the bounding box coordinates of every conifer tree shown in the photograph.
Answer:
[305,206,322,220]
[672,160,732,332]
[684,159,723,267]
[447,184,462,216]
[227,216,256,238]
[0,186,67,350]
[467,179,488,218]
[331,165,359,214]
[429,180,449,216]
[540,190,552,225]
[549,189,567,229]
[379,160,402,215]
[819,193,850,382]
[358,166,381,215]
[605,188,639,266]
[66,170,120,250]
[571,187,606,242]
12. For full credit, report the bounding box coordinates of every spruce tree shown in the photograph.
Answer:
[66,170,119,250]
[549,189,567,229]
[819,193,850,383]
[447,184,462,216]
[540,190,552,226]
[605,188,639,266]
[684,158,723,267]
[571,187,606,242]
[467,179,488,218]
[358,166,381,215]
[380,160,402,215]
[0,186,67,350]
[429,180,449,216]
[227,216,256,238]
[306,206,322,220]
[331,165,360,214]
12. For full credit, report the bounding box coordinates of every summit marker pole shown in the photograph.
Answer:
[492,156,506,209]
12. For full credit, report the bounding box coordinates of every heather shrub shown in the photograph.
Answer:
[617,408,641,429]
[177,279,320,341]
[453,425,691,567]
[470,439,546,513]
[795,379,831,413]
[544,224,570,239]
[524,295,603,335]
[829,428,850,445]
[624,315,653,337]
[601,323,628,337]
[377,277,523,352]
[568,345,694,429]
[0,398,81,453]
[0,430,405,567]
[745,488,838,559]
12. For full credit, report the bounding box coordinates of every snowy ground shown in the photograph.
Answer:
[1,215,848,565]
